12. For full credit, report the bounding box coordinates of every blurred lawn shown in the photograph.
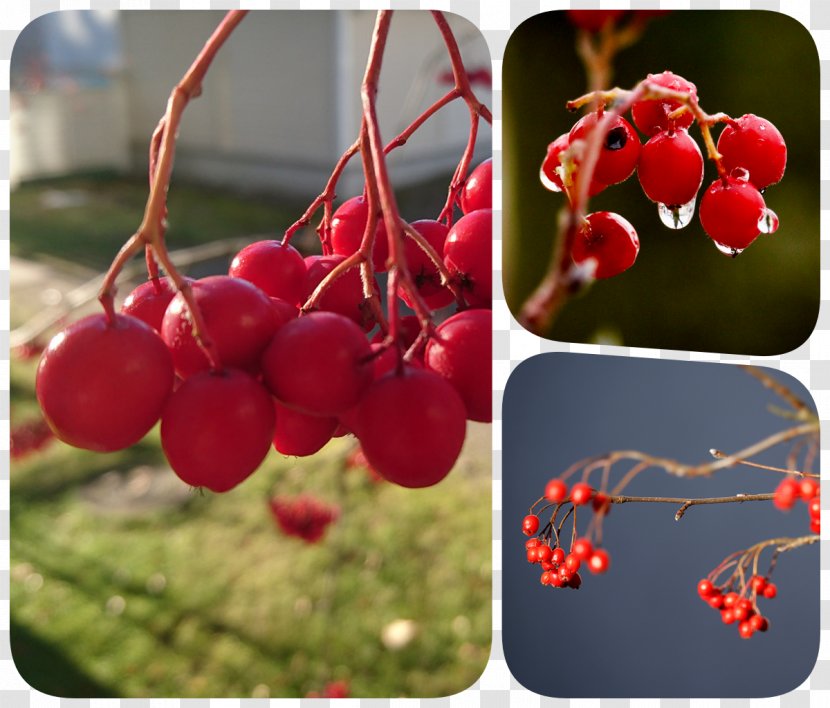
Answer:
[10,176,492,698]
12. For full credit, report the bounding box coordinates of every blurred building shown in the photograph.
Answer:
[10,10,492,196]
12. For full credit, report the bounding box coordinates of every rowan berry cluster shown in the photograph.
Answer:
[540,70,786,278]
[697,576,773,640]
[773,476,821,534]
[32,11,492,497]
[520,479,612,591]
[268,495,340,544]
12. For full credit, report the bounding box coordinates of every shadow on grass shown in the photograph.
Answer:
[11,620,120,698]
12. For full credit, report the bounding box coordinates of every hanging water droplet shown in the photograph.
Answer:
[657,198,696,229]
[539,165,562,192]
[713,240,744,258]
[757,207,779,234]
[730,167,750,182]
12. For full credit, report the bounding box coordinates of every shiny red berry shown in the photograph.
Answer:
[799,478,819,501]
[564,553,581,573]
[738,620,754,639]
[522,515,540,536]
[537,545,553,563]
[525,537,541,550]
[443,209,491,308]
[592,492,611,515]
[632,71,697,136]
[773,477,801,511]
[708,594,724,610]
[717,114,786,190]
[540,133,606,196]
[303,254,377,330]
[763,583,777,599]
[699,176,766,251]
[401,219,454,310]
[571,211,639,279]
[697,579,715,597]
[570,482,594,505]
[572,537,594,561]
[749,614,769,632]
[637,129,703,207]
[272,401,338,457]
[121,277,178,333]
[229,240,307,303]
[587,548,610,574]
[330,196,389,272]
[750,575,767,594]
[460,158,492,214]
[551,547,566,565]
[569,112,641,186]
[723,592,740,608]
[545,479,568,503]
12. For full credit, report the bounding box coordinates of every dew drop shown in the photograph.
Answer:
[539,165,562,192]
[713,240,744,258]
[758,207,779,234]
[730,167,750,182]
[657,198,696,229]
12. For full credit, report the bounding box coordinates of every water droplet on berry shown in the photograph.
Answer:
[539,165,562,192]
[730,167,750,182]
[713,240,744,258]
[657,198,696,229]
[757,207,779,234]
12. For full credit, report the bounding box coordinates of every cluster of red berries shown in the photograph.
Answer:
[34,159,492,494]
[541,70,786,277]
[543,478,611,515]
[697,577,775,640]
[774,476,820,534]
[10,417,55,460]
[268,495,340,544]
[522,528,611,590]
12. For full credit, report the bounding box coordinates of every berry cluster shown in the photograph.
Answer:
[540,71,786,277]
[697,576,775,640]
[773,476,820,534]
[521,479,612,591]
[268,495,340,544]
[32,9,492,498]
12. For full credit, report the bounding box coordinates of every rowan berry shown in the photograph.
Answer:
[587,548,610,574]
[545,479,568,503]
[637,129,703,208]
[773,477,801,511]
[522,514,540,536]
[570,482,594,506]
[699,175,767,252]
[717,114,786,190]
[631,71,697,136]
[572,537,594,561]
[569,112,641,186]
[571,212,639,279]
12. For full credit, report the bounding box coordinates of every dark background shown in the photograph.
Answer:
[503,11,819,355]
[502,355,820,697]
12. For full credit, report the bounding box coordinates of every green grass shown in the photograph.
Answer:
[10,174,491,698]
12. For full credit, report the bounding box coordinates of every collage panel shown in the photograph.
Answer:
[502,354,820,698]
[503,10,819,355]
[9,9,493,699]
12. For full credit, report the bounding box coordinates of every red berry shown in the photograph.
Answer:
[229,240,307,303]
[540,570,553,585]
[750,575,767,594]
[809,497,821,518]
[763,583,777,599]
[161,369,275,492]
[525,538,541,550]
[637,129,703,207]
[425,309,491,422]
[551,547,566,565]
[632,71,697,136]
[354,368,467,488]
[717,114,786,190]
[571,211,639,279]
[570,482,594,506]
[545,479,568,503]
[444,209,491,308]
[540,134,606,196]
[37,314,174,452]
[568,112,641,186]
[698,176,766,251]
[721,608,735,624]
[269,297,299,328]
[566,10,626,33]
[564,553,581,573]
[541,560,555,572]
[526,549,537,564]
[708,594,724,610]
[262,311,373,416]
[587,548,610,574]
[749,614,769,632]
[592,492,611,515]
[568,571,583,590]
[522,519,539,541]
[810,517,821,534]
[738,621,754,639]
[121,277,178,333]
[773,477,801,511]
[549,572,564,588]
[572,537,594,561]
[537,545,553,563]
[558,565,573,584]
[272,401,338,457]
[330,196,389,272]
[460,158,492,214]
[401,220,454,310]
[697,579,715,597]
[161,275,277,378]
[303,254,377,330]
[799,478,819,501]
[723,592,740,608]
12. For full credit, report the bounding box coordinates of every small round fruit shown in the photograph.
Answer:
[698,579,715,597]
[303,254,377,330]
[262,311,373,416]
[330,196,390,272]
[121,277,178,333]
[637,129,703,206]
[425,309,491,422]
[698,176,766,251]
[551,547,566,565]
[717,114,786,190]
[545,479,568,503]
[632,71,697,136]
[570,483,594,505]
[37,314,174,452]
[161,369,275,492]
[587,549,610,574]
[229,240,307,304]
[773,477,800,511]
[568,112,641,186]
[540,133,607,196]
[460,158,492,213]
[354,368,467,488]
[444,209,491,308]
[161,276,277,378]
[571,211,639,279]
[402,219,454,310]
[272,401,338,457]
[572,538,594,561]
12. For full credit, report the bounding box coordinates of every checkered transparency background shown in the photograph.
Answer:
[0,0,828,705]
